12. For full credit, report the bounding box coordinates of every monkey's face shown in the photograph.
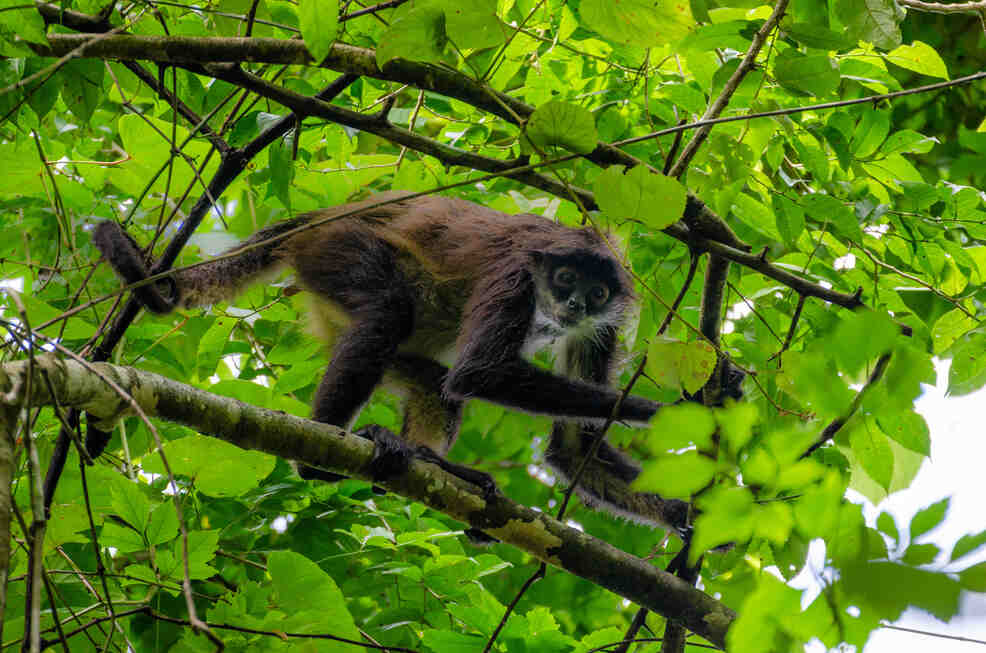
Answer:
[531,255,624,339]
[548,263,612,326]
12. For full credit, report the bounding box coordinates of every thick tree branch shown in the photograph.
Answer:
[1,355,736,649]
[34,32,746,250]
[195,64,862,310]
[897,0,986,13]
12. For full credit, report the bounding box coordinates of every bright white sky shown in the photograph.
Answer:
[852,360,986,652]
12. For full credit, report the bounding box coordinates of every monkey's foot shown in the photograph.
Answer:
[358,424,414,481]
[414,447,498,500]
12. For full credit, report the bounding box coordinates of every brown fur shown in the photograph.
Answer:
[94,193,687,534]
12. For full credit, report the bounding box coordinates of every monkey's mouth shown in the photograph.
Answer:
[557,310,584,327]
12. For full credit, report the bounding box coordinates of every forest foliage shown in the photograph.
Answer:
[2,0,986,651]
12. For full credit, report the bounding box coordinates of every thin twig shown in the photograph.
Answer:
[802,353,893,458]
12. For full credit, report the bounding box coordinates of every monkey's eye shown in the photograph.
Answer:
[588,284,610,307]
[553,267,578,288]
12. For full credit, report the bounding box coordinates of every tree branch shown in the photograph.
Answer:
[194,64,862,310]
[35,32,747,250]
[2,355,737,649]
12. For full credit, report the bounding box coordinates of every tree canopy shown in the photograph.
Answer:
[1,0,986,652]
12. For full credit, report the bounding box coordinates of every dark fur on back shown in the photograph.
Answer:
[280,192,631,292]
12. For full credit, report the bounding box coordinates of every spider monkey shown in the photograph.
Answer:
[92,192,691,534]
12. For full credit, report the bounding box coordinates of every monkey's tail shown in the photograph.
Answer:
[544,422,690,537]
[93,217,309,313]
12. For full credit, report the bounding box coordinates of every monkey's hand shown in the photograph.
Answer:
[621,396,662,424]
[359,426,499,501]
[413,446,498,500]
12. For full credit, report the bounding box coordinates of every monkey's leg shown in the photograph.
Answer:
[296,236,417,483]
[391,355,497,498]
[392,355,498,544]
[297,315,414,482]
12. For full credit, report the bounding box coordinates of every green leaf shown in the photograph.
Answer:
[901,542,939,565]
[183,530,221,579]
[421,630,487,653]
[146,502,180,547]
[646,337,717,394]
[877,511,899,544]
[441,0,506,50]
[876,410,930,455]
[4,292,93,340]
[910,497,949,539]
[740,447,778,487]
[731,193,781,241]
[849,422,893,491]
[376,2,447,66]
[842,562,960,622]
[693,487,756,553]
[142,435,276,497]
[780,21,854,50]
[774,51,839,96]
[931,307,977,354]
[593,165,687,229]
[267,136,294,207]
[948,333,986,396]
[0,1,47,45]
[717,401,759,452]
[833,0,903,50]
[196,317,236,380]
[861,153,924,190]
[800,193,861,242]
[647,402,717,451]
[61,59,105,123]
[667,83,707,115]
[777,351,853,416]
[298,0,338,63]
[580,0,695,48]
[680,21,752,53]
[958,562,986,592]
[111,481,152,532]
[896,288,953,327]
[23,59,59,120]
[754,502,794,545]
[886,41,948,80]
[525,100,597,155]
[851,109,891,158]
[829,310,898,375]
[881,130,939,155]
[100,521,146,552]
[268,550,361,641]
[795,472,848,540]
[950,530,986,562]
[635,451,715,498]
[773,194,806,246]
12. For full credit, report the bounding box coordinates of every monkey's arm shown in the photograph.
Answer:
[445,357,658,423]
